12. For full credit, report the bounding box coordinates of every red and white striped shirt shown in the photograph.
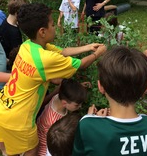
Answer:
[37,94,67,156]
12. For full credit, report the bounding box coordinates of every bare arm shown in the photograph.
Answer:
[81,3,86,20]
[93,0,111,11]
[82,3,86,14]
[80,44,107,69]
[102,0,111,6]
[57,11,63,27]
[0,72,10,83]
[68,0,77,11]
[61,43,102,56]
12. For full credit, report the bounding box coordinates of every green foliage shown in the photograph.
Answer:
[54,22,79,48]
[1,0,146,115]
[29,0,62,10]
[99,18,141,48]
[136,96,147,114]
[0,0,8,13]
[54,15,147,115]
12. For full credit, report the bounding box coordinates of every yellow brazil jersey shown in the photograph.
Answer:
[0,40,81,130]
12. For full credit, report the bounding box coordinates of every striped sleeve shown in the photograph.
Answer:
[37,97,63,156]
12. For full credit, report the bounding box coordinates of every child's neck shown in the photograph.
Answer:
[7,14,17,27]
[52,95,67,115]
[31,39,46,49]
[110,103,138,119]
[107,95,138,119]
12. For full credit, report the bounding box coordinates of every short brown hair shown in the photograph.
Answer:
[97,46,147,105]
[59,78,87,105]
[47,112,81,156]
[8,0,27,15]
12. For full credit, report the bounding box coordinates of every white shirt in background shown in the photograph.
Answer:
[59,0,80,28]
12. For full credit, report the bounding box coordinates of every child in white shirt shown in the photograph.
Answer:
[58,0,80,29]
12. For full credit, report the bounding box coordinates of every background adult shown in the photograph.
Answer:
[0,0,27,60]
[81,0,110,34]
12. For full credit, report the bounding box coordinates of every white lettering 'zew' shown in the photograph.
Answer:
[120,135,147,155]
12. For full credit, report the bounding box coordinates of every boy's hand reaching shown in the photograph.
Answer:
[96,108,110,116]
[88,43,104,52]
[95,44,107,56]
[88,104,97,115]
[90,44,107,61]
[88,104,110,116]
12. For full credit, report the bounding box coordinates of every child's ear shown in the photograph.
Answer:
[61,100,67,107]
[98,80,105,94]
[39,28,46,38]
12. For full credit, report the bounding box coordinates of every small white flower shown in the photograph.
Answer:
[119,25,125,30]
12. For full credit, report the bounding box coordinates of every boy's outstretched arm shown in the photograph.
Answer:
[61,43,102,56]
[79,44,107,69]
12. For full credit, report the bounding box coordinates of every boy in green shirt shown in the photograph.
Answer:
[73,46,147,156]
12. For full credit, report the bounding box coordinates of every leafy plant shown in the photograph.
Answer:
[84,16,141,49]
[54,22,79,48]
[54,15,147,115]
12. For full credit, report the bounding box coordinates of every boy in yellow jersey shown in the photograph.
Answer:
[0,3,106,156]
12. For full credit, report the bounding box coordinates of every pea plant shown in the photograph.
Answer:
[54,16,146,115]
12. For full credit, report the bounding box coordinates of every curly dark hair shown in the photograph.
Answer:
[17,3,52,39]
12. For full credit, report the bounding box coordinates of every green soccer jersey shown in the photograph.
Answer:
[73,114,147,156]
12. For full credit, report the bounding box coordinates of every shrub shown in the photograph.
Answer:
[54,16,142,114]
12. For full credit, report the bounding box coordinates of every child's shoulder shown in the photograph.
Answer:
[80,114,147,123]
[140,114,147,119]
[80,114,105,121]
[79,114,107,130]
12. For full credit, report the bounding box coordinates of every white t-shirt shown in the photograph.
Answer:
[59,0,80,28]
[46,149,52,156]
